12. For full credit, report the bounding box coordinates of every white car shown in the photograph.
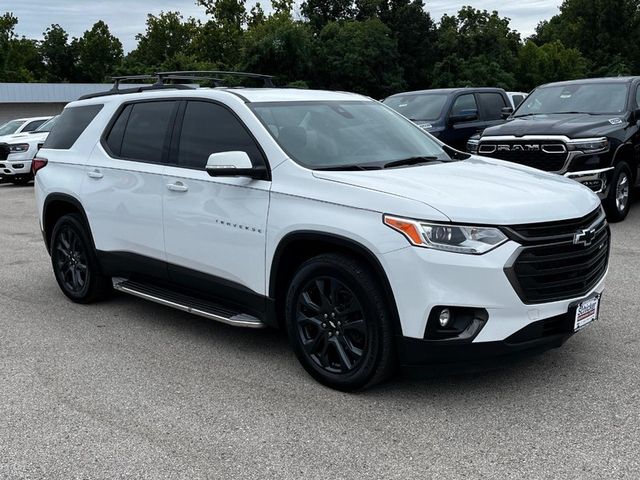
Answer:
[0,116,57,185]
[34,73,609,390]
[506,91,528,109]
[0,116,51,142]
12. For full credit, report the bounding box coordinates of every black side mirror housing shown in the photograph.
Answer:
[501,106,514,119]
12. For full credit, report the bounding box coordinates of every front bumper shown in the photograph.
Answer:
[381,238,607,365]
[0,152,34,180]
[564,167,614,198]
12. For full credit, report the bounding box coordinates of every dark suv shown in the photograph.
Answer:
[469,77,640,221]
[383,87,512,150]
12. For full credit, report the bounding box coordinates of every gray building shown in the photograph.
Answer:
[0,83,112,124]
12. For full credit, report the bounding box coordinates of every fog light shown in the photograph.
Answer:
[438,308,452,327]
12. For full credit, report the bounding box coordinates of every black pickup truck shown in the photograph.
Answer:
[468,77,640,221]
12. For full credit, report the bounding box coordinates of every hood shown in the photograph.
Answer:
[0,131,49,144]
[482,113,626,138]
[313,157,600,225]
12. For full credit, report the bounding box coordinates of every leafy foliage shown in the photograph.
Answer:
[0,0,637,94]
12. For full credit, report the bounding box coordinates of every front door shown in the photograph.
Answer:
[162,100,271,310]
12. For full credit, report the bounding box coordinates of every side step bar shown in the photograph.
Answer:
[112,278,266,329]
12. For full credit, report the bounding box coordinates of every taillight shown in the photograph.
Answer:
[32,157,48,175]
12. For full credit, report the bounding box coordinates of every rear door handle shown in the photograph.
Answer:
[87,169,103,179]
[167,181,188,192]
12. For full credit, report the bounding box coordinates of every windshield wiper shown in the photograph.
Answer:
[383,156,441,169]
[556,111,597,115]
[314,164,382,171]
[513,113,540,118]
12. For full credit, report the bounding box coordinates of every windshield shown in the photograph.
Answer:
[383,93,448,121]
[0,120,24,136]
[515,83,629,116]
[35,116,58,132]
[250,101,449,169]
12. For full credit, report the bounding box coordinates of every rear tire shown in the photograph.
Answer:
[50,214,112,303]
[603,161,632,222]
[285,253,396,391]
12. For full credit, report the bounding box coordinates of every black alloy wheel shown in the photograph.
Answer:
[50,214,112,303]
[285,253,395,391]
[53,225,89,295]
[295,277,367,374]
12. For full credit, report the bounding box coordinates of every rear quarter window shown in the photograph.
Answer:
[43,104,104,149]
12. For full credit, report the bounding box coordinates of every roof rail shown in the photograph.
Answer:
[77,70,275,100]
[157,71,275,87]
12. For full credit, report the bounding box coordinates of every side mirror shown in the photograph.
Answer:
[205,151,266,180]
[449,109,478,124]
[501,106,514,119]
[633,109,640,123]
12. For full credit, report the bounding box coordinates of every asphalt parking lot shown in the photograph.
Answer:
[0,183,638,479]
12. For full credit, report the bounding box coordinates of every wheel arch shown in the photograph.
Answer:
[269,231,403,335]
[43,193,94,253]
[611,141,638,183]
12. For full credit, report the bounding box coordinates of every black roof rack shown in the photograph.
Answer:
[157,71,275,87]
[78,70,275,100]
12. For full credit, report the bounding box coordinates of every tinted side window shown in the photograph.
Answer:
[635,85,640,108]
[22,120,46,132]
[512,95,525,108]
[178,101,264,169]
[450,94,478,117]
[478,93,508,120]
[119,101,176,163]
[105,105,132,156]
[43,105,103,149]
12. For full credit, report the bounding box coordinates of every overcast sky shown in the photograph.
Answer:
[6,0,562,52]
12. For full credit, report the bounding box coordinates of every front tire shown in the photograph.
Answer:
[604,161,633,222]
[285,253,396,391]
[50,214,112,303]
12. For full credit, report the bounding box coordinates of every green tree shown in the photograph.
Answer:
[534,0,640,75]
[0,13,18,79]
[40,24,76,81]
[431,7,521,90]
[301,0,355,31]
[195,0,247,68]
[313,18,405,98]
[515,40,587,90]
[128,12,200,69]
[368,0,437,90]
[243,11,313,84]
[73,21,123,82]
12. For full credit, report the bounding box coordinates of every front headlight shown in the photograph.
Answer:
[9,143,30,153]
[467,138,479,154]
[384,215,508,254]
[567,138,609,153]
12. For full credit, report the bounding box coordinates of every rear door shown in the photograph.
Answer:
[81,100,179,278]
[477,92,509,130]
[162,100,271,305]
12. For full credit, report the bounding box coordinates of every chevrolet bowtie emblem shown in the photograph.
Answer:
[573,228,596,247]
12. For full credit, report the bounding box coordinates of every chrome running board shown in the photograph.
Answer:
[112,278,265,329]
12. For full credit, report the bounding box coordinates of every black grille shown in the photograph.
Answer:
[0,143,9,161]
[504,209,609,303]
[478,140,567,172]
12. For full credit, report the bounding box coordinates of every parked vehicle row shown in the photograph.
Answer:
[0,116,57,185]
[34,71,609,390]
[467,77,640,222]
[384,78,638,222]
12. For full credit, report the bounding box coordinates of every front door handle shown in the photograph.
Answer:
[167,181,188,192]
[87,169,103,179]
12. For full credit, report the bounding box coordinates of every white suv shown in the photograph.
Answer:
[34,73,609,390]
